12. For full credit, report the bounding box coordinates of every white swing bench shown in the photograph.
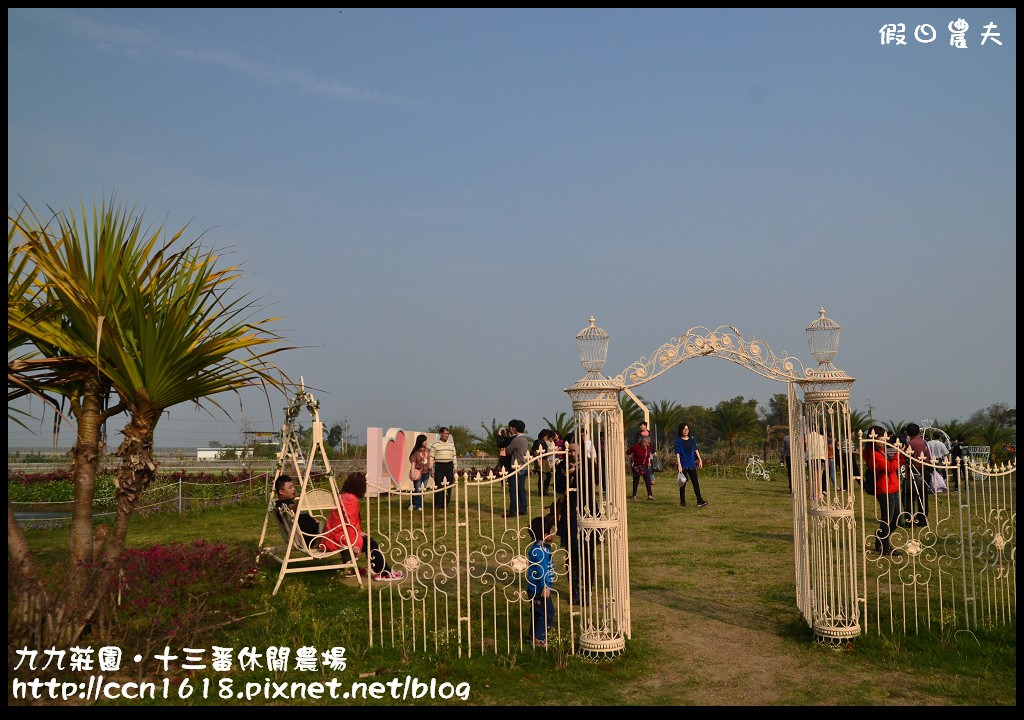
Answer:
[257,383,364,595]
[263,486,364,595]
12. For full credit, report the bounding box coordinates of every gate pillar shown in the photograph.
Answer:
[566,317,630,657]
[800,309,860,643]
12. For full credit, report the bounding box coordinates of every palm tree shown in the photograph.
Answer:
[708,396,760,450]
[977,421,1014,462]
[648,399,684,449]
[9,198,167,624]
[761,392,789,427]
[8,213,62,425]
[477,418,505,455]
[619,392,648,442]
[543,410,574,440]
[848,409,872,435]
[881,420,906,441]
[9,197,288,645]
[939,419,973,444]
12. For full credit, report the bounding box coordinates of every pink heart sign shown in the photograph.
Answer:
[383,433,407,490]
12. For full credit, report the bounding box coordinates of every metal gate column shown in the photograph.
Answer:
[567,317,630,657]
[800,310,860,643]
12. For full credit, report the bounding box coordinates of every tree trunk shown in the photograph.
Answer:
[105,406,160,565]
[8,377,112,650]
[67,378,107,602]
[8,497,39,587]
[8,496,48,649]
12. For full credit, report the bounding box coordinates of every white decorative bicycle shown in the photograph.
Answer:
[745,456,772,482]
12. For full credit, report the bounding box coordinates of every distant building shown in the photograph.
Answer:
[196,447,252,461]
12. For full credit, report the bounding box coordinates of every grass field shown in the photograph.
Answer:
[13,467,1016,706]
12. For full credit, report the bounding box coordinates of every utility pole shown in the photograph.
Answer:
[339,417,350,454]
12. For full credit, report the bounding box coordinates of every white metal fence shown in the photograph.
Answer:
[365,450,574,656]
[857,434,1016,634]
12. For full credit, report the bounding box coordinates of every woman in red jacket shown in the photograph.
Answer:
[323,472,403,581]
[626,435,655,500]
[862,426,905,558]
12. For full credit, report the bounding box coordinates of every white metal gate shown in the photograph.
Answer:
[856,434,1017,634]
[788,381,812,625]
[366,451,573,656]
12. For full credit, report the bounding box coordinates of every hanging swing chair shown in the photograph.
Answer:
[257,382,363,594]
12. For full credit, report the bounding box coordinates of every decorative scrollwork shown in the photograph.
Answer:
[616,325,808,388]
[904,539,924,558]
[860,432,1016,635]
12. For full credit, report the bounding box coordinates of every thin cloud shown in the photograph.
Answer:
[43,9,413,105]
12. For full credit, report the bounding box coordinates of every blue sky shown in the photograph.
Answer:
[8,9,1017,449]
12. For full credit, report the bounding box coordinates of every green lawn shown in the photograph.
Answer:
[12,468,1015,706]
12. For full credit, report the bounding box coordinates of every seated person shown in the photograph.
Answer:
[322,472,403,582]
[274,475,320,547]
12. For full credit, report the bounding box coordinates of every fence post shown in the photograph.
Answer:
[178,475,183,514]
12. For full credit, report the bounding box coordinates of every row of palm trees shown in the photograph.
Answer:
[477,397,1014,463]
[473,396,773,456]
[8,197,289,647]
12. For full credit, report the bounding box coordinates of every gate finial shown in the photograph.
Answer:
[805,308,841,371]
[576,315,609,377]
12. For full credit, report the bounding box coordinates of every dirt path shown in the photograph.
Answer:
[626,586,949,706]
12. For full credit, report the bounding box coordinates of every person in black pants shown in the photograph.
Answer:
[674,422,708,508]
[532,428,556,498]
[554,438,592,606]
[274,475,319,546]
[949,436,969,491]
[429,426,458,509]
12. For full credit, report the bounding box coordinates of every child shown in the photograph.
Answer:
[527,515,557,647]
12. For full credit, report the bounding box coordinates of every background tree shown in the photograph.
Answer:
[938,419,974,444]
[428,424,476,454]
[477,418,505,455]
[648,399,684,449]
[239,416,258,474]
[848,409,873,435]
[619,393,648,443]
[708,396,760,451]
[327,422,345,450]
[543,411,574,440]
[977,421,1014,462]
[677,404,712,445]
[761,393,789,428]
[881,420,906,441]
[968,403,1015,428]
[291,422,315,455]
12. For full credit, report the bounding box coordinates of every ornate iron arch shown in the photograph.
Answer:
[613,324,810,389]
